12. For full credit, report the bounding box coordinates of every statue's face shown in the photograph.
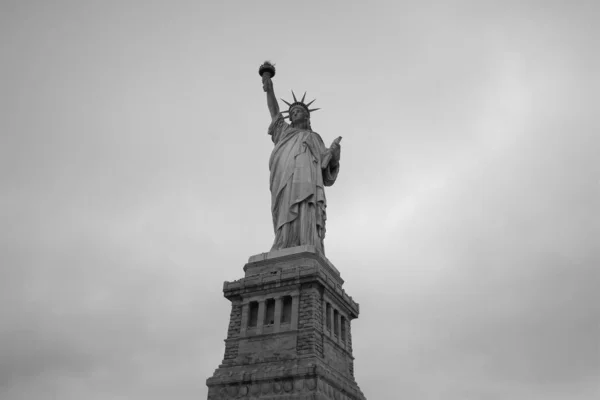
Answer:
[290,106,308,124]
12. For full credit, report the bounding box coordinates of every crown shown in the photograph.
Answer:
[280,91,320,120]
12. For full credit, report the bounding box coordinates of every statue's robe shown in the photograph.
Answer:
[268,114,339,254]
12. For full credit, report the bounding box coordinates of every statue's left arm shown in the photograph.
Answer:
[322,137,342,187]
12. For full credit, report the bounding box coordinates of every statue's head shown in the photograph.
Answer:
[281,91,320,130]
[290,105,309,126]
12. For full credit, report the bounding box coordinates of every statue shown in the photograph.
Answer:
[259,62,342,254]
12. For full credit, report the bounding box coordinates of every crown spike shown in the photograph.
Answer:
[308,108,321,113]
[301,92,307,103]
[306,99,316,107]
[292,90,298,102]
[280,98,292,106]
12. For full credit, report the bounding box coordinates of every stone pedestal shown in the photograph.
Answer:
[206,245,366,400]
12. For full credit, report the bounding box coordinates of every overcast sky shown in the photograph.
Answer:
[1,1,599,399]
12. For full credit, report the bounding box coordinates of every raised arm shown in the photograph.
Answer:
[263,76,280,120]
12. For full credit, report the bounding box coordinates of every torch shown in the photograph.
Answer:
[259,61,276,91]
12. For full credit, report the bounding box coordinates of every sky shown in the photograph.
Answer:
[1,0,599,399]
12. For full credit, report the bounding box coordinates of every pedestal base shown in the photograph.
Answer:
[206,246,366,400]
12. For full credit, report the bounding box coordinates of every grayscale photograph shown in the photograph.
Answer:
[1,1,598,399]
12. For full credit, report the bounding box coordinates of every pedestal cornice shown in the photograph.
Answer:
[224,247,359,318]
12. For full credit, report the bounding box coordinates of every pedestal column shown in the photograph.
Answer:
[290,294,300,330]
[256,300,266,334]
[273,297,283,333]
[239,302,249,336]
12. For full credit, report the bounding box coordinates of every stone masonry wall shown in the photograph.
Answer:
[347,318,354,377]
[346,319,353,352]
[222,300,241,364]
[226,300,242,338]
[297,283,324,357]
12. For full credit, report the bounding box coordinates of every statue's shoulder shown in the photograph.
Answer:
[269,114,291,138]
[310,130,324,143]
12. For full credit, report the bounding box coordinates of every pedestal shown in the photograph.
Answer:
[206,245,367,400]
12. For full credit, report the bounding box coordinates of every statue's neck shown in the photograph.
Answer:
[292,121,310,131]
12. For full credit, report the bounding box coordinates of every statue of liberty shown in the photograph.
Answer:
[259,62,342,255]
